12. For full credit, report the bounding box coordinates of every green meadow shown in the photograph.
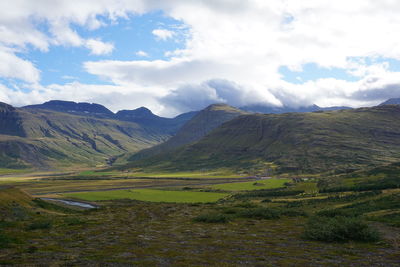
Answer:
[211,178,290,191]
[65,189,229,203]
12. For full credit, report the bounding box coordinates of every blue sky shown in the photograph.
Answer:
[1,1,400,116]
[17,11,187,86]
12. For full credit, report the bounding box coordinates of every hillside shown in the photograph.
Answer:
[128,104,248,160]
[0,104,170,169]
[126,105,400,174]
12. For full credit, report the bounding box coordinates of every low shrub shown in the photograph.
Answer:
[220,207,241,215]
[193,213,231,223]
[64,217,86,226]
[303,216,380,242]
[27,220,52,230]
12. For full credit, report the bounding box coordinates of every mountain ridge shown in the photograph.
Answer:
[0,104,171,169]
[23,100,197,135]
[128,103,248,161]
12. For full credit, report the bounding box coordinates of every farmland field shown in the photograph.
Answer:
[65,189,229,203]
[211,178,290,191]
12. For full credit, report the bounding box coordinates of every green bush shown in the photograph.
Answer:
[317,209,354,218]
[27,220,52,231]
[193,213,231,223]
[64,217,86,226]
[238,207,280,220]
[303,216,380,242]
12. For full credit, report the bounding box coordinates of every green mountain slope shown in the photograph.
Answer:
[128,104,248,160]
[0,104,169,169]
[126,105,400,174]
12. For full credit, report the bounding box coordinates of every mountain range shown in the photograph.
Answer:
[1,98,400,171]
[0,100,195,169]
[125,104,400,174]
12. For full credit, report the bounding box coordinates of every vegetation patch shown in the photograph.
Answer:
[193,213,232,223]
[63,217,87,226]
[303,216,380,242]
[27,220,52,231]
[238,207,281,220]
[65,189,229,203]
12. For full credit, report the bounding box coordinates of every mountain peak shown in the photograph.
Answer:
[205,103,245,113]
[23,100,114,117]
[132,106,153,116]
[115,106,155,119]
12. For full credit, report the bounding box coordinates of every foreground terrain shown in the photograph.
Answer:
[0,169,399,265]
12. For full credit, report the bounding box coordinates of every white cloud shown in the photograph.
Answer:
[135,50,149,57]
[152,29,175,41]
[85,39,114,55]
[0,48,40,83]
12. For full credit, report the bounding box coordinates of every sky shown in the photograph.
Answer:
[1,0,400,116]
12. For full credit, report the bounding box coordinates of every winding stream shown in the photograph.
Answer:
[41,198,97,209]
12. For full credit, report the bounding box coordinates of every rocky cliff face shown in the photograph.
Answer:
[0,102,25,137]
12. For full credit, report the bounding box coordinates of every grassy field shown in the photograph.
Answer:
[211,178,290,191]
[65,189,229,203]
